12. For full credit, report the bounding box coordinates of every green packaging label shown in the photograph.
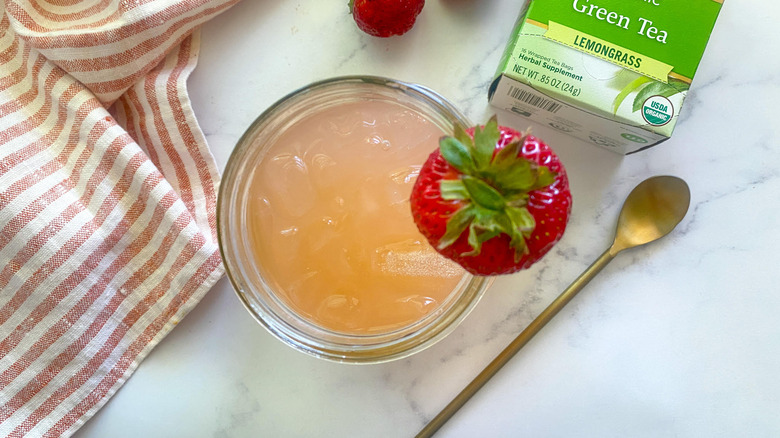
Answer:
[526,0,723,82]
[489,0,723,154]
[544,21,673,82]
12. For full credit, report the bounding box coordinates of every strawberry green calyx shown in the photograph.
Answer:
[437,116,556,260]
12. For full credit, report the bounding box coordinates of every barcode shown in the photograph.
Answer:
[508,87,561,113]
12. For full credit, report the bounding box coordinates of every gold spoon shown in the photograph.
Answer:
[416,175,691,438]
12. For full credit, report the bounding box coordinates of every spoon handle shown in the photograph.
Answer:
[416,247,617,438]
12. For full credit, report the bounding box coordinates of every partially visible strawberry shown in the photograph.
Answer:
[410,116,572,276]
[349,0,425,38]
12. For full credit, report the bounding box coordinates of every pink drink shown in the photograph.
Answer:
[247,99,466,334]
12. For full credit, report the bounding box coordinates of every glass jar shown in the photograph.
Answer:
[218,76,491,363]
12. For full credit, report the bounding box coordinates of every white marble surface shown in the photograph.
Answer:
[76,0,780,437]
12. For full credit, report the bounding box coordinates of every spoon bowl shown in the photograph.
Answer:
[417,175,691,438]
[612,176,691,253]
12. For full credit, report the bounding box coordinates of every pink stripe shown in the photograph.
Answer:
[0,99,103,255]
[0,22,25,73]
[121,86,163,174]
[1,1,234,434]
[113,98,138,148]
[0,141,144,349]
[0,13,12,54]
[21,0,115,24]
[11,230,218,436]
[79,3,237,99]
[39,0,90,7]
[53,10,211,73]
[11,0,237,47]
[39,250,223,438]
[0,99,97,299]
[141,49,196,219]
[4,0,154,34]
[0,118,128,309]
[0,54,51,120]
[165,35,219,242]
[0,184,180,421]
[0,184,176,387]
[0,172,169,390]
[0,39,31,92]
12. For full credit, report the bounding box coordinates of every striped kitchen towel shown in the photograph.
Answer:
[0,0,239,436]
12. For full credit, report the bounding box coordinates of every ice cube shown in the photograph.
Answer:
[373,238,462,278]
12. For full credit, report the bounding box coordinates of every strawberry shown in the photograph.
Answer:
[410,117,572,276]
[349,0,425,38]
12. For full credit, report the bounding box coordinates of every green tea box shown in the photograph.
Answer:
[489,0,723,154]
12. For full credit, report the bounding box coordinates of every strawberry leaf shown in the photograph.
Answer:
[440,136,475,174]
[439,179,469,200]
[506,206,535,236]
[438,204,476,250]
[462,176,506,211]
[493,139,522,166]
[453,124,475,155]
[493,158,533,191]
[472,208,511,234]
[506,206,535,260]
[463,208,507,256]
[529,166,555,191]
[505,192,530,207]
[465,224,498,256]
[472,116,499,170]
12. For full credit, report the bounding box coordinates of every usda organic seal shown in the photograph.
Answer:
[641,95,674,126]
